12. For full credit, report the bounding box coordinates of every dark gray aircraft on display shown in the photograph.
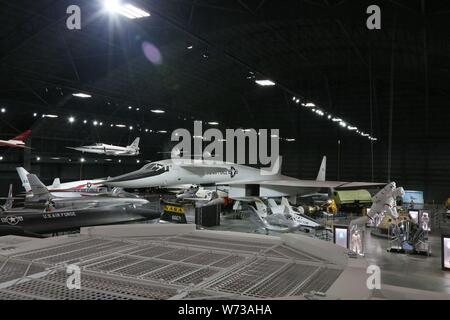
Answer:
[0,175,162,237]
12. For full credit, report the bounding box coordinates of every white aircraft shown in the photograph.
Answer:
[242,197,321,233]
[105,156,383,199]
[67,137,140,156]
[0,130,31,148]
[17,167,106,198]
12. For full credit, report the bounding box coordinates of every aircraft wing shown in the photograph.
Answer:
[219,179,386,189]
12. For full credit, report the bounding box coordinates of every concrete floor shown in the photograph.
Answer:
[205,214,450,295]
[364,231,450,294]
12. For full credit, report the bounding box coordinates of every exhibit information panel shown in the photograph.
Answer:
[442,235,450,271]
[334,225,349,249]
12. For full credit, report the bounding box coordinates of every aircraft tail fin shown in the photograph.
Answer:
[267,199,278,208]
[128,137,140,150]
[316,156,326,181]
[281,197,291,208]
[3,184,14,210]
[27,174,51,200]
[51,178,61,189]
[16,167,32,193]
[12,130,31,142]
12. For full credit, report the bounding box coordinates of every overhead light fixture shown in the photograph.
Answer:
[42,114,58,118]
[136,108,140,111]
[187,45,193,50]
[327,115,332,119]
[83,120,87,124]
[145,129,149,132]
[129,126,133,130]
[136,159,140,163]
[33,113,38,117]
[315,110,324,116]
[1,108,6,113]
[361,133,369,137]
[68,116,75,123]
[151,109,165,114]
[36,156,41,161]
[301,102,316,107]
[295,99,300,104]
[292,96,296,101]
[255,79,275,86]
[339,121,347,128]
[80,158,85,163]
[0,156,3,161]
[285,138,296,142]
[51,157,61,160]
[118,159,122,163]
[332,117,342,122]
[93,121,98,126]
[208,121,219,125]
[99,122,103,126]
[347,126,357,131]
[104,0,150,19]
[72,93,91,98]
[128,106,132,110]
[116,124,126,128]
[157,130,167,133]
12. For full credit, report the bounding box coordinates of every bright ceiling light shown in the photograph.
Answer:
[33,113,38,117]
[36,156,41,161]
[295,99,300,104]
[151,109,165,113]
[208,121,219,125]
[80,158,85,163]
[43,114,58,118]
[332,117,342,122]
[116,124,126,128]
[129,126,133,130]
[0,156,3,161]
[339,121,347,128]
[347,126,357,130]
[158,130,167,133]
[93,121,98,126]
[255,79,275,86]
[104,0,150,19]
[187,45,193,50]
[285,138,296,142]
[361,133,369,137]
[302,102,315,107]
[0,108,6,113]
[72,93,91,98]
[68,116,75,123]
[83,120,87,124]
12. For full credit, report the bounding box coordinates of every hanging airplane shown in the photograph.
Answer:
[17,167,106,198]
[67,137,140,156]
[0,130,32,148]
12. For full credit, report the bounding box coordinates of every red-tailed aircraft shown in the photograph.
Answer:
[0,130,32,148]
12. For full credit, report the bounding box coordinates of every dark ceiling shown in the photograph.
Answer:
[0,0,449,200]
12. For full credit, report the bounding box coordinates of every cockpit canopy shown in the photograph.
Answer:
[141,163,165,172]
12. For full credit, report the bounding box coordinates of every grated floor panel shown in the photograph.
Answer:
[0,232,344,300]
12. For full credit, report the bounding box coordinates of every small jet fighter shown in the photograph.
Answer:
[0,130,31,148]
[67,137,140,156]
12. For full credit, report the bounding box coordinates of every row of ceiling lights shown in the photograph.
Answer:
[292,96,378,141]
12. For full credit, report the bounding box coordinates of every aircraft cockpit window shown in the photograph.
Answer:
[142,163,165,172]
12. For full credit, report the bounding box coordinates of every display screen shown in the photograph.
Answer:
[402,190,424,204]
[443,237,450,270]
[334,227,348,249]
